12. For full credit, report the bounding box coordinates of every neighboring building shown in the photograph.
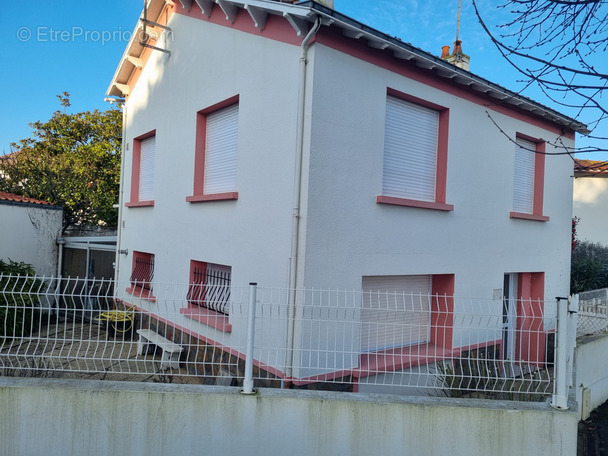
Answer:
[574,159,608,246]
[0,192,63,277]
[107,0,586,387]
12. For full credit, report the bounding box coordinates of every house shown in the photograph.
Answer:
[0,192,63,277]
[574,159,608,246]
[106,0,586,389]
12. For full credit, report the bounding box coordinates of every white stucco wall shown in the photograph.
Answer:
[0,378,579,456]
[0,203,62,277]
[573,176,608,246]
[116,10,576,380]
[302,44,574,301]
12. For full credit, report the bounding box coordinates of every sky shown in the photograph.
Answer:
[0,0,606,160]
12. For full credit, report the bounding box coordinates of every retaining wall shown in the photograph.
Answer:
[0,378,577,456]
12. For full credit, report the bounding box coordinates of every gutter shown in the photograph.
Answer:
[285,17,321,381]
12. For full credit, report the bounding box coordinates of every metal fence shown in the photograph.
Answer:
[577,288,608,337]
[0,275,576,402]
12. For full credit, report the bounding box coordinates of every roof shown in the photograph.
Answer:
[574,159,608,177]
[107,0,588,135]
[0,192,58,208]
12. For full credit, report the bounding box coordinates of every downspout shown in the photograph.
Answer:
[285,17,321,381]
[114,101,128,286]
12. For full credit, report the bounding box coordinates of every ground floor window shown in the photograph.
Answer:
[187,261,231,315]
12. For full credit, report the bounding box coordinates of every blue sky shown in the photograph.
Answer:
[1,0,605,160]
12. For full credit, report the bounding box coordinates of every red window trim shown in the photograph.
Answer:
[126,130,156,208]
[511,133,549,222]
[378,88,452,211]
[127,251,156,301]
[187,95,240,204]
[180,307,232,332]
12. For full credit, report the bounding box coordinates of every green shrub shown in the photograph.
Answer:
[0,260,43,340]
[571,241,608,294]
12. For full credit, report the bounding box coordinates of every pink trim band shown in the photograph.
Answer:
[377,195,454,211]
[510,212,550,222]
[186,192,239,203]
[180,307,232,332]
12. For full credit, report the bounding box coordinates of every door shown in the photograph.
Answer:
[503,273,520,377]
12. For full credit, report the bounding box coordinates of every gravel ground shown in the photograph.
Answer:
[580,401,608,456]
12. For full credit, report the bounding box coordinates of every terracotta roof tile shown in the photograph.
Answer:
[0,192,55,206]
[574,159,608,176]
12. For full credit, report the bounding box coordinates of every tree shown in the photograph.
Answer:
[472,0,608,163]
[0,93,122,231]
[571,240,608,294]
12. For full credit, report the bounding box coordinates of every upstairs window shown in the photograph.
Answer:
[511,135,548,221]
[187,96,239,203]
[126,132,155,207]
[187,261,231,315]
[377,90,453,211]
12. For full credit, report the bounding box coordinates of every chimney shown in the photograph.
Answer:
[441,40,470,71]
[316,0,334,7]
[441,45,450,59]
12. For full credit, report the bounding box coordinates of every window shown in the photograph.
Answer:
[181,260,233,332]
[358,274,454,372]
[377,89,453,211]
[187,261,231,314]
[126,131,156,207]
[127,251,155,299]
[187,96,239,203]
[361,275,431,353]
[511,135,548,221]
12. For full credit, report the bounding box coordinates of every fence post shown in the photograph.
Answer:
[551,296,577,410]
[241,282,257,395]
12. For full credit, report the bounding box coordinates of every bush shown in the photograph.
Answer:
[0,260,43,340]
[571,241,608,294]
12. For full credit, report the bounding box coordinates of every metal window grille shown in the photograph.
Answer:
[187,263,231,315]
[130,253,154,291]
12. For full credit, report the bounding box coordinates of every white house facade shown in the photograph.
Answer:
[107,0,585,387]
[573,160,608,246]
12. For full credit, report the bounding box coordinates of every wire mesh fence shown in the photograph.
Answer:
[0,275,560,399]
[577,288,608,337]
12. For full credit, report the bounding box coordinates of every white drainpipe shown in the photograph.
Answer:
[285,18,321,380]
[114,101,128,285]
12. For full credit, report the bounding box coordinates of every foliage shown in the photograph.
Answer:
[571,240,608,294]
[473,0,608,158]
[572,217,579,252]
[0,92,122,231]
[0,260,43,340]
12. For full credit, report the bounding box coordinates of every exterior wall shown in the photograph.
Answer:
[116,9,575,381]
[0,378,578,456]
[573,176,608,246]
[0,203,62,277]
[302,42,573,299]
[575,332,608,419]
[297,42,573,354]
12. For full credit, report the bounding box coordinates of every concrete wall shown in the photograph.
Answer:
[575,332,608,419]
[0,378,577,456]
[573,176,608,246]
[0,203,63,277]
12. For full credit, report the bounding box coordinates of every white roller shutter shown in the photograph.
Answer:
[138,135,155,201]
[204,103,238,195]
[383,96,438,202]
[361,275,431,352]
[513,137,535,213]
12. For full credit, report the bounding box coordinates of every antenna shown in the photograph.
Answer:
[456,0,462,43]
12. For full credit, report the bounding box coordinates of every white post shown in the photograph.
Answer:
[552,296,573,409]
[241,282,257,395]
